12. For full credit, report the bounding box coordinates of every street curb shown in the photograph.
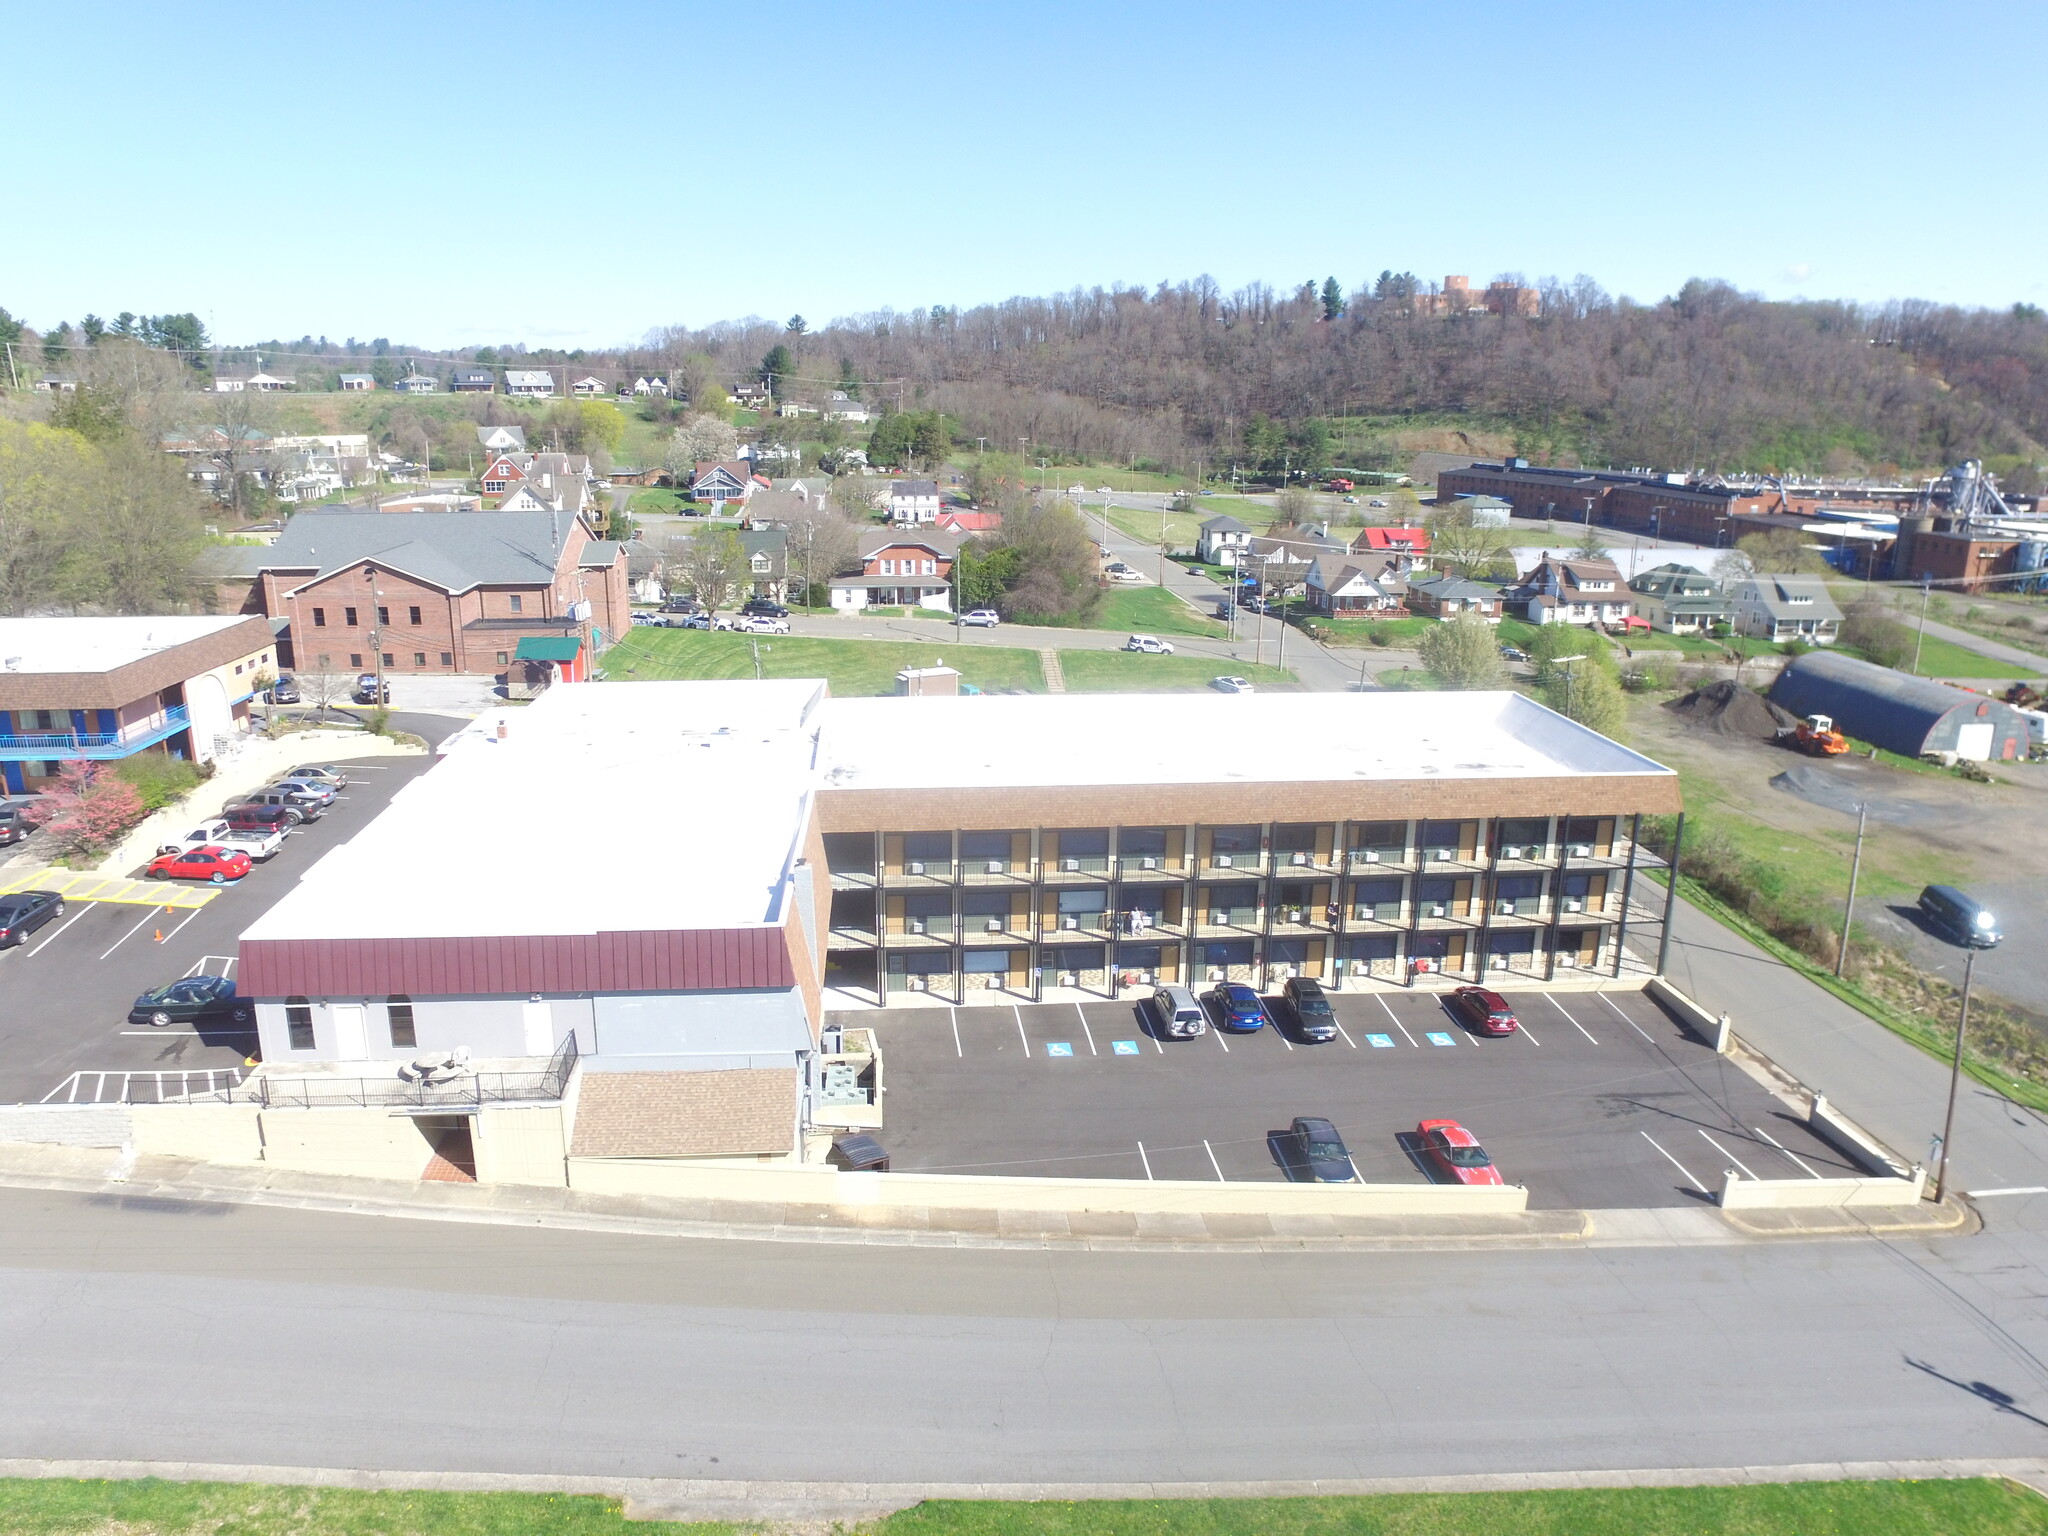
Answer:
[0,1455,2042,1526]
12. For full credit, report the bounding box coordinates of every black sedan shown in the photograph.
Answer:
[0,889,64,948]
[127,974,251,1028]
[1290,1116,1357,1183]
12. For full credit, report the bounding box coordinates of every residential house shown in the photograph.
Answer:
[624,538,667,604]
[33,374,77,393]
[338,374,376,392]
[377,492,483,514]
[214,370,295,393]
[1405,575,1503,621]
[247,507,630,678]
[394,371,438,394]
[1445,493,1513,527]
[887,479,943,525]
[769,477,834,509]
[776,398,820,418]
[504,369,555,399]
[1507,554,1634,627]
[1197,513,1253,565]
[1305,558,1402,617]
[486,453,595,518]
[821,391,873,424]
[740,527,790,601]
[631,376,669,397]
[1245,527,1347,593]
[451,368,496,393]
[0,616,277,794]
[829,529,958,612]
[1630,563,1731,635]
[478,424,527,453]
[1729,575,1842,645]
[571,375,608,397]
[1352,525,1432,577]
[691,460,766,511]
[935,509,1002,535]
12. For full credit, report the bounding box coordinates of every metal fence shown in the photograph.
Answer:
[236,1033,580,1110]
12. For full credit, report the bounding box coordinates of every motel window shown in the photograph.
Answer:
[32,710,55,730]
[413,652,426,667]
[496,651,509,666]
[311,607,326,627]
[376,606,390,626]
[285,997,314,1051]
[381,653,394,668]
[386,995,416,1050]
[509,594,523,613]
[409,606,422,625]
[349,654,363,668]
[345,607,358,627]
[439,652,453,666]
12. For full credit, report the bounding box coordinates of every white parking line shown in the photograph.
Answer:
[1204,1140,1225,1181]
[949,1006,961,1058]
[1641,1131,1709,1192]
[1597,991,1656,1041]
[1136,1142,1154,1180]
[1754,1126,1824,1179]
[28,901,95,956]
[1698,1129,1760,1181]
[98,909,161,961]
[1074,1003,1097,1056]
[1268,1006,1293,1050]
[1548,996,1598,1044]
[1969,1186,2048,1198]
[1333,1017,1358,1048]
[1012,1005,1030,1058]
[1212,1025,1231,1053]
[1516,1018,1542,1046]
[1377,996,1419,1046]
[156,905,205,950]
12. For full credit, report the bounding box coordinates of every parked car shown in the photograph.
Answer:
[127,973,250,1027]
[1368,497,1388,508]
[265,675,301,704]
[216,825,288,862]
[1290,1116,1357,1182]
[158,818,234,856]
[1106,567,1145,584]
[0,804,32,847]
[1417,1119,1505,1186]
[265,776,335,806]
[1209,675,1254,694]
[238,787,323,822]
[280,764,348,789]
[1209,981,1267,1032]
[662,594,704,614]
[740,599,790,619]
[146,845,252,884]
[735,614,790,634]
[0,890,65,948]
[1498,645,1529,662]
[961,609,1002,628]
[1282,976,1339,1042]
[1919,884,2001,948]
[1448,986,1519,1036]
[1341,495,1359,504]
[1149,983,1208,1039]
[353,674,391,705]
[221,803,302,834]
[676,613,714,630]
[1124,634,1175,654]
[629,612,663,627]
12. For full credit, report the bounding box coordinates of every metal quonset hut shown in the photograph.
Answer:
[1769,651,2030,762]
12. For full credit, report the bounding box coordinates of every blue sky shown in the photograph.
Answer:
[9,0,2043,349]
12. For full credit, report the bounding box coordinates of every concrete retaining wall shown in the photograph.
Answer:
[129,1103,265,1165]
[566,1158,1530,1217]
[1809,1093,1913,1179]
[1719,1167,1927,1209]
[1646,977,1729,1052]
[474,1106,567,1186]
[0,1104,129,1148]
[256,1109,435,1180]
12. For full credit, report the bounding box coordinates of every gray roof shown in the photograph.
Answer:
[256,509,579,593]
[1769,651,2021,758]
[1199,513,1251,533]
[738,528,788,559]
[478,424,527,449]
[578,541,624,568]
[888,480,940,498]
[856,527,959,558]
[1630,562,1718,597]
[1408,575,1500,602]
[1736,575,1844,622]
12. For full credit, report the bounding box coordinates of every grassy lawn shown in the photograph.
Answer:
[1104,505,1204,549]
[1904,632,2045,680]
[601,630,1043,695]
[1317,615,1440,648]
[628,487,689,515]
[1059,652,1295,692]
[3,1477,2039,1536]
[1009,586,1225,639]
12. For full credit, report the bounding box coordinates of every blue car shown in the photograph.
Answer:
[1210,982,1267,1032]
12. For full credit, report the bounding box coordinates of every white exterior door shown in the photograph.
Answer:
[1954,722,1995,761]
[522,1000,553,1056]
[330,1004,368,1061]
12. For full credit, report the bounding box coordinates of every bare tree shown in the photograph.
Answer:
[1423,507,1515,580]
[832,474,885,520]
[675,527,748,612]
[782,505,862,606]
[295,669,355,725]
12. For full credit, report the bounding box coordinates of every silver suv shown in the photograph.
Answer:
[1150,983,1208,1039]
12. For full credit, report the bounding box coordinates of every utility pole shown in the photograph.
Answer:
[1934,945,1978,1205]
[1835,803,1867,978]
[1912,576,1933,675]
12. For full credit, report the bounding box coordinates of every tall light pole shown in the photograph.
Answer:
[1835,802,1867,979]
[1912,576,1934,675]
[1934,944,1979,1205]
[1551,653,1587,718]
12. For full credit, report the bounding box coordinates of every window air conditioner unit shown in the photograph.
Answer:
[1569,843,1593,857]
[1290,851,1310,866]
[985,860,1005,875]
[1207,966,1226,982]
[1430,848,1454,862]
[1209,911,1226,926]
[1286,908,1304,924]
[1214,853,1233,868]
[985,917,1003,933]
[1429,903,1448,918]
[1557,951,1578,968]
[1359,848,1379,863]
[1061,915,1080,930]
[1140,855,1158,870]
[908,974,927,991]
[1058,972,1077,988]
[1496,900,1516,915]
[1061,857,1080,872]
[1139,971,1156,986]
[1501,846,1523,860]
[908,917,926,934]
[906,860,925,876]
[1564,897,1584,912]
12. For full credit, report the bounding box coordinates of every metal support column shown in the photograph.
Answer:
[1613,814,1642,979]
[1654,811,1686,978]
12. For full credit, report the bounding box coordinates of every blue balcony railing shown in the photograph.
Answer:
[0,705,190,761]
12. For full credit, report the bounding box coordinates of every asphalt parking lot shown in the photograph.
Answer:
[848,988,1859,1209]
[0,748,442,1105]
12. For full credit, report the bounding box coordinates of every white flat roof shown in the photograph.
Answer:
[242,680,827,944]
[0,616,256,675]
[817,690,1672,790]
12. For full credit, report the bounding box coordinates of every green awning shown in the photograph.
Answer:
[514,636,582,662]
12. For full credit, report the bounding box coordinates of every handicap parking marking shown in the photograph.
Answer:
[1111,1039,1140,1056]
[1045,1041,1075,1057]
[1365,1033,1396,1049]
[1425,1031,1457,1047]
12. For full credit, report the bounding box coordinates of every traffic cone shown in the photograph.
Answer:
[153,929,164,943]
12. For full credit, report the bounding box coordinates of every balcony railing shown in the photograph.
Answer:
[235,1035,578,1110]
[0,705,190,761]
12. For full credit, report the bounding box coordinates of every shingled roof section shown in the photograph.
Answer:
[569,1067,798,1158]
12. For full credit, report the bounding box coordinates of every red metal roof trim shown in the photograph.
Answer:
[238,927,795,998]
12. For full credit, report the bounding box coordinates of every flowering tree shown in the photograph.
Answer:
[23,759,146,857]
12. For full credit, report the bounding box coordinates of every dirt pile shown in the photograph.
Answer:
[1664,679,1799,739]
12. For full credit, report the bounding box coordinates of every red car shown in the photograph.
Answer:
[1417,1119,1504,1186]
[1449,985,1518,1035]
[146,845,252,885]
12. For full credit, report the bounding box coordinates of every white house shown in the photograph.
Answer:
[1197,513,1253,565]
[394,372,438,394]
[822,390,874,424]
[1730,575,1842,644]
[504,369,556,398]
[887,479,942,525]
[1305,558,1402,616]
[338,373,376,392]
[214,369,295,393]
[571,375,608,397]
